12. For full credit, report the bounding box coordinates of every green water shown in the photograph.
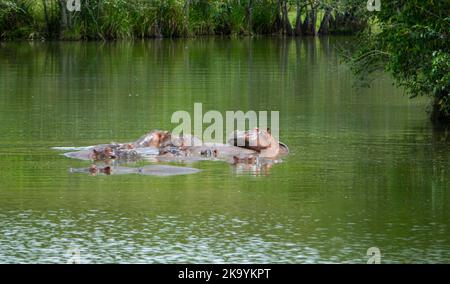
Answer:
[0,37,449,263]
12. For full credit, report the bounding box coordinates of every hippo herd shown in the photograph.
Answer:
[54,128,289,176]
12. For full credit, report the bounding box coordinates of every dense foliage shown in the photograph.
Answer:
[0,0,368,39]
[349,0,449,123]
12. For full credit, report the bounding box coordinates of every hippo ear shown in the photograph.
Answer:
[266,128,271,134]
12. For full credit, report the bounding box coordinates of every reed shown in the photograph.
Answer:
[0,0,369,40]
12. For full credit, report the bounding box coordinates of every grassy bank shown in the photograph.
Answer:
[0,0,369,40]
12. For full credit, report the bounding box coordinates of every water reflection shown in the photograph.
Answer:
[0,37,449,263]
[70,164,201,177]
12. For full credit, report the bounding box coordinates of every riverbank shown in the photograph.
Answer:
[0,0,367,40]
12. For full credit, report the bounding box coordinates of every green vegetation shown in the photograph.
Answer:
[2,1,446,124]
[348,0,449,123]
[0,0,368,40]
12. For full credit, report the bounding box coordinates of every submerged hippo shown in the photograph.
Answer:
[54,128,289,176]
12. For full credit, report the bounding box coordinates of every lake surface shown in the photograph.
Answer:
[0,37,449,263]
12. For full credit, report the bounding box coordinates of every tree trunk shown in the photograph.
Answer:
[281,0,293,35]
[294,2,303,36]
[318,7,331,35]
[302,9,309,33]
[302,5,317,35]
[246,0,253,35]
[42,0,50,34]
[328,12,336,33]
[184,0,191,34]
[59,0,68,31]
[331,11,345,33]
[273,0,282,33]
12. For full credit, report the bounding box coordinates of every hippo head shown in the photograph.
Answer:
[228,128,288,158]
[134,130,172,148]
[228,128,273,152]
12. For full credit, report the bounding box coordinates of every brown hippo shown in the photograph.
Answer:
[89,144,139,162]
[134,130,172,148]
[228,128,289,158]
[55,128,289,175]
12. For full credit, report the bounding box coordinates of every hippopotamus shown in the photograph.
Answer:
[53,128,289,176]
[228,128,289,157]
